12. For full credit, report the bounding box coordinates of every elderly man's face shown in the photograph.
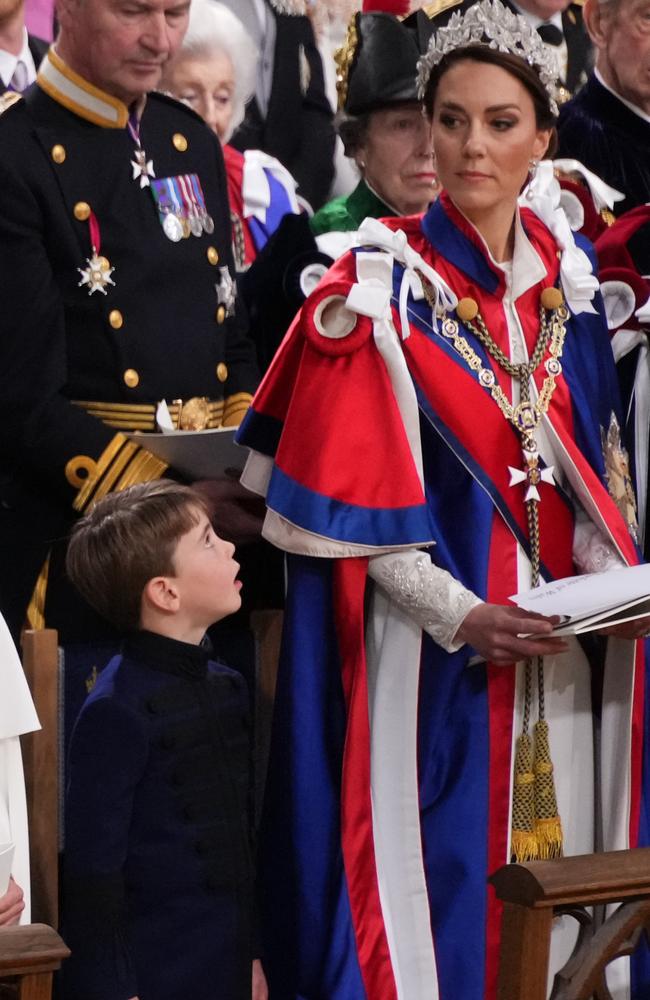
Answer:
[57,0,190,104]
[587,0,650,111]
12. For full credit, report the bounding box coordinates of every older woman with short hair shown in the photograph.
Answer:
[163,0,301,272]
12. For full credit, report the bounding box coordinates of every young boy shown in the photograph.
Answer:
[61,480,267,1000]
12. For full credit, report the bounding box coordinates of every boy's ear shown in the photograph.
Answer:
[143,576,180,614]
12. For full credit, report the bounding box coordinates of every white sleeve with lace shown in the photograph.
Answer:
[368,550,482,653]
[573,508,626,574]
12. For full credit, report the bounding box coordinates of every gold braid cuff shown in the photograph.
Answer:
[72,433,168,513]
[222,392,253,428]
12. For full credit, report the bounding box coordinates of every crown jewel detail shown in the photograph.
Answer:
[416,0,559,116]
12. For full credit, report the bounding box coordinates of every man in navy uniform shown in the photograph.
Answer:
[0,0,258,643]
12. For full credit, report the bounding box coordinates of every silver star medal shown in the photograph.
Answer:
[508,447,555,503]
[216,266,236,316]
[131,147,155,188]
[78,252,115,296]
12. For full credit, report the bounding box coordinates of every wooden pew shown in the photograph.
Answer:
[491,846,650,999]
[0,924,69,1000]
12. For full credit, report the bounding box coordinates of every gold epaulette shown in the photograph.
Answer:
[0,91,22,116]
[421,0,464,19]
[68,432,169,513]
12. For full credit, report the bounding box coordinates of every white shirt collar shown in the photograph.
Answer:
[491,210,547,301]
[0,27,36,89]
[595,66,650,125]
[458,204,547,301]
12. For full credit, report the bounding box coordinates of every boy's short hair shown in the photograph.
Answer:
[66,480,209,632]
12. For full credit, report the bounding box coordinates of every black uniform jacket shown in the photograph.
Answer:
[231,4,335,211]
[0,67,258,637]
[61,630,254,1000]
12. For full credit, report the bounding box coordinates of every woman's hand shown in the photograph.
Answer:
[455,603,569,665]
[252,959,268,1000]
[0,877,24,926]
[597,614,650,640]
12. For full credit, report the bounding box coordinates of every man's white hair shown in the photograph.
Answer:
[179,0,259,138]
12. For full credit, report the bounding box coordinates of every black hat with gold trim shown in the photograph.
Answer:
[335,1,433,116]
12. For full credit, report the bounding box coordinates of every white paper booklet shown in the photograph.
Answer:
[128,427,248,482]
[0,842,14,896]
[511,563,650,636]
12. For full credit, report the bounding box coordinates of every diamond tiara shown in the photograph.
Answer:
[416,0,560,116]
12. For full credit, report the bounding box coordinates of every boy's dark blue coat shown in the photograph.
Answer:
[60,630,254,1000]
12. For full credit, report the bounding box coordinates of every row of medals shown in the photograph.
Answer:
[162,205,215,243]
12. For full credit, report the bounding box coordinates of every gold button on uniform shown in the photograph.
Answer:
[207,246,219,265]
[215,305,226,325]
[172,133,188,152]
[123,368,140,388]
[51,144,66,164]
[216,363,228,382]
[73,201,91,221]
[109,309,123,330]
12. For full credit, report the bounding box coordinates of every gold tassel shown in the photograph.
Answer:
[510,732,538,862]
[533,719,563,859]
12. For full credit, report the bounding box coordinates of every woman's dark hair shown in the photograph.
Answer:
[336,110,372,159]
[423,46,558,155]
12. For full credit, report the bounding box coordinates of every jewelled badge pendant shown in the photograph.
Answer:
[508,448,556,503]
[78,251,115,296]
[128,115,155,189]
[216,266,236,316]
[131,147,155,188]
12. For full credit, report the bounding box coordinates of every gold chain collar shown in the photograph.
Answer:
[419,276,568,862]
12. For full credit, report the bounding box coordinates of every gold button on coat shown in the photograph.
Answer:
[51,144,66,163]
[109,310,123,329]
[123,368,140,388]
[215,305,226,325]
[73,201,91,221]
[172,133,188,152]
[216,363,228,382]
[207,246,219,265]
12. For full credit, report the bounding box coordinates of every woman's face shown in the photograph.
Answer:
[356,102,438,216]
[431,60,551,230]
[164,51,235,143]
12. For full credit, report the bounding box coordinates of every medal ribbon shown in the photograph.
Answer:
[88,210,101,254]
